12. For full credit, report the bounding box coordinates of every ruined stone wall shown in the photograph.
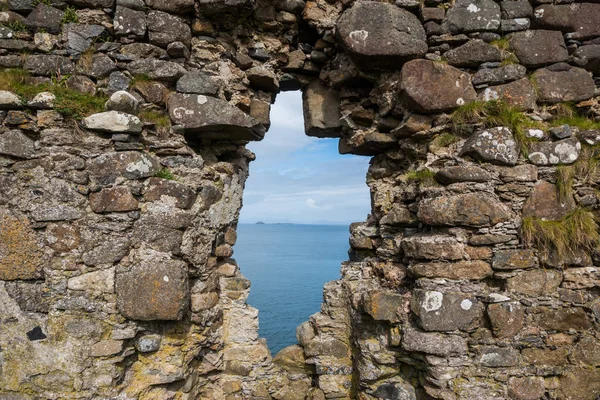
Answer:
[0,0,599,399]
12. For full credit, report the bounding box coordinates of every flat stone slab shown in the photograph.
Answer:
[336,2,427,70]
[531,64,596,104]
[445,0,501,33]
[168,93,265,141]
[418,193,514,227]
[510,30,568,67]
[412,289,484,332]
[116,248,189,321]
[82,111,142,134]
[461,127,519,166]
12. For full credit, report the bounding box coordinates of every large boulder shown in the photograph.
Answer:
[336,2,427,70]
[303,80,341,138]
[400,59,476,113]
[418,193,513,227]
[533,4,600,40]
[24,4,64,33]
[510,30,568,68]
[445,0,501,33]
[531,64,596,104]
[460,127,519,166]
[116,248,189,321]
[168,93,265,141]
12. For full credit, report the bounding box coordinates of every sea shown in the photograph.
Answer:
[234,223,350,355]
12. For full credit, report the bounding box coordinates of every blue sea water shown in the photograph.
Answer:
[234,223,350,354]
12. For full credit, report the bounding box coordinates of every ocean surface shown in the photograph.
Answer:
[234,223,350,355]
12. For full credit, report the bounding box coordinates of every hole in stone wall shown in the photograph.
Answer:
[234,91,371,354]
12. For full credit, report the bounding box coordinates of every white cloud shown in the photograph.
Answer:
[239,91,371,225]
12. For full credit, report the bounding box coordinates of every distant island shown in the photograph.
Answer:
[256,221,265,224]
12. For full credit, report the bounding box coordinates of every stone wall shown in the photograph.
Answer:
[0,0,599,399]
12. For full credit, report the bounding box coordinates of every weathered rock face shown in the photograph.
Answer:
[1,0,599,399]
[336,2,427,70]
[168,93,266,141]
[400,59,476,113]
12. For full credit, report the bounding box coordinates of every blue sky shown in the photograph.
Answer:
[239,91,372,225]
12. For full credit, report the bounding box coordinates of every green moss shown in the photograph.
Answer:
[130,74,153,86]
[0,68,106,118]
[155,168,176,181]
[522,207,600,260]
[61,6,78,24]
[402,168,437,186]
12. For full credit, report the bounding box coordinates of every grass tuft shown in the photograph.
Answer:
[2,20,26,32]
[0,68,106,118]
[139,109,171,133]
[430,133,460,151]
[61,6,78,25]
[522,208,600,260]
[490,37,511,51]
[451,100,540,155]
[155,168,176,180]
[402,168,438,187]
[556,165,575,201]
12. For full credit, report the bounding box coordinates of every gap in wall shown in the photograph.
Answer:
[234,90,371,354]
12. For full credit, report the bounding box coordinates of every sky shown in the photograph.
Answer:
[239,91,372,225]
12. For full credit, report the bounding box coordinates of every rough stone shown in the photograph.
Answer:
[83,111,142,134]
[528,138,581,166]
[506,269,562,296]
[134,334,162,352]
[492,249,536,270]
[147,11,192,48]
[532,64,596,104]
[336,2,427,70]
[532,307,592,331]
[522,181,576,220]
[246,67,279,93]
[67,268,115,293]
[303,80,341,138]
[168,93,266,141]
[64,23,105,54]
[116,248,189,321]
[478,346,519,367]
[363,290,405,323]
[418,193,513,227]
[401,234,464,261]
[533,4,600,40]
[507,376,545,400]
[273,345,314,375]
[436,165,492,184]
[90,187,139,213]
[412,290,483,332]
[88,151,161,185]
[572,45,600,75]
[105,91,139,115]
[400,59,476,113]
[0,212,44,280]
[461,127,519,166]
[144,178,196,209]
[487,302,524,338]
[145,0,194,14]
[401,328,467,356]
[408,260,492,280]
[176,71,220,95]
[24,4,64,33]
[478,78,537,111]
[82,239,131,266]
[472,64,527,86]
[0,129,34,159]
[0,90,22,109]
[114,6,146,39]
[510,30,567,67]
[445,40,502,67]
[445,0,501,33]
[127,58,186,82]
